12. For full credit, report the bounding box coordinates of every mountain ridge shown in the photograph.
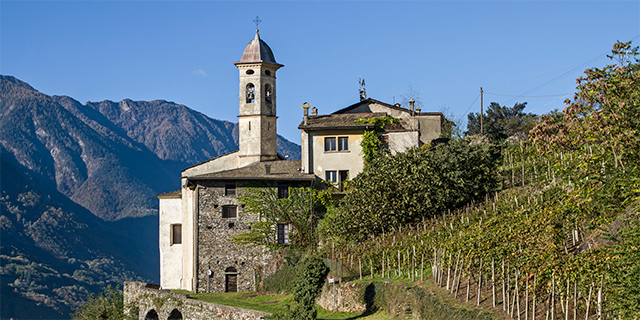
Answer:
[0,74,301,318]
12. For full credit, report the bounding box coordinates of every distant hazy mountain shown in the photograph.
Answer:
[0,75,301,318]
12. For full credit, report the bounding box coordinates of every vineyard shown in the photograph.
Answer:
[317,41,640,319]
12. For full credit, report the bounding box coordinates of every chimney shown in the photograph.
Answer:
[311,107,317,116]
[265,164,271,175]
[301,102,311,125]
[416,106,421,114]
[409,99,415,115]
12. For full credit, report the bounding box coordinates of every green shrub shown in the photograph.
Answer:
[371,284,492,320]
[291,255,329,320]
[263,262,298,294]
[71,286,123,320]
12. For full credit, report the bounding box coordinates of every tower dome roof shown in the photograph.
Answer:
[238,31,278,64]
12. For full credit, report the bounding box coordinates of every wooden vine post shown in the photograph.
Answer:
[492,257,496,308]
[502,259,506,311]
[477,257,483,306]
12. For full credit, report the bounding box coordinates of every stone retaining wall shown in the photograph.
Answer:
[124,281,269,320]
[316,281,368,313]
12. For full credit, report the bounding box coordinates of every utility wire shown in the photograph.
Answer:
[485,92,572,98]
[462,93,481,116]
[502,34,640,105]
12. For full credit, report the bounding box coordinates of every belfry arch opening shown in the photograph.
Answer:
[246,83,255,103]
[265,83,272,105]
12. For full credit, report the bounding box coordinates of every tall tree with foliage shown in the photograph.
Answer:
[321,139,500,241]
[466,102,537,143]
[71,286,124,320]
[233,187,327,251]
[532,40,640,165]
[530,41,640,316]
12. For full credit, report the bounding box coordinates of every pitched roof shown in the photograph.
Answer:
[298,97,443,131]
[298,112,384,130]
[181,151,289,173]
[189,160,316,182]
[333,98,408,114]
[334,97,443,116]
[155,190,181,199]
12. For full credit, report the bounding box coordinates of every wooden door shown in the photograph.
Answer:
[225,274,237,292]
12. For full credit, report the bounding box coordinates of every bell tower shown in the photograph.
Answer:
[234,28,283,165]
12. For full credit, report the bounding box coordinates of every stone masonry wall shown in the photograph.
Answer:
[317,281,368,313]
[124,281,268,320]
[196,181,276,293]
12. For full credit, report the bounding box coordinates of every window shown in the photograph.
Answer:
[246,83,255,103]
[277,184,289,199]
[265,84,272,104]
[325,170,337,182]
[338,137,349,151]
[277,223,289,244]
[171,224,182,245]
[324,137,336,151]
[324,137,348,152]
[225,182,236,196]
[222,205,237,218]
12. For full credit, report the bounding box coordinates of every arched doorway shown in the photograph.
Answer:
[168,308,183,320]
[225,266,238,292]
[144,309,159,320]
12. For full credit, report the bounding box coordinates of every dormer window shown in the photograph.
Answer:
[246,83,255,103]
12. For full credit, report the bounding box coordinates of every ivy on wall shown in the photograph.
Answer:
[354,116,400,165]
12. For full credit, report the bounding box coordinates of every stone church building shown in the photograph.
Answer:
[157,29,444,294]
[157,29,315,293]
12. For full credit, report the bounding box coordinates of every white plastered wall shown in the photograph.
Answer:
[311,131,364,180]
[159,196,183,289]
[387,131,420,154]
[182,153,240,178]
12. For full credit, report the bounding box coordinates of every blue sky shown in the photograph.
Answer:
[2,1,639,142]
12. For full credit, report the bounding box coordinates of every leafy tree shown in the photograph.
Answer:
[233,187,327,251]
[71,286,124,320]
[530,41,640,316]
[466,102,537,143]
[322,139,499,241]
[439,105,463,140]
[531,40,640,165]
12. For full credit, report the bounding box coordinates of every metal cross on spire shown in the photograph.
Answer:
[253,16,262,32]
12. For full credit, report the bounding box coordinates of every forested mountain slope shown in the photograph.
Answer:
[0,75,301,318]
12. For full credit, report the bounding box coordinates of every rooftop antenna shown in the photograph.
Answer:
[253,16,262,32]
[358,77,367,101]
